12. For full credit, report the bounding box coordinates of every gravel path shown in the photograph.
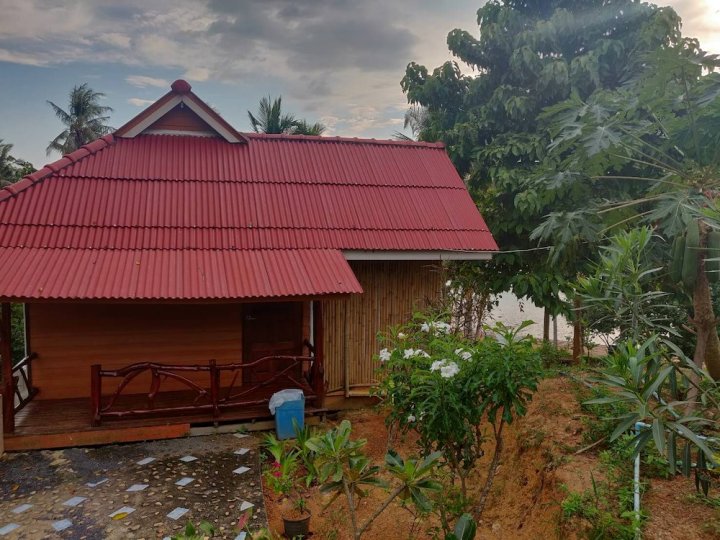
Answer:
[0,433,266,539]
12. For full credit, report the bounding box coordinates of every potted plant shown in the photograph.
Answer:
[281,496,311,538]
[261,433,312,538]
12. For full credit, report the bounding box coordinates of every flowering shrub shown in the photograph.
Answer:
[374,314,543,510]
[261,433,298,496]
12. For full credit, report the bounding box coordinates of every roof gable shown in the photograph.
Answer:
[114,80,248,143]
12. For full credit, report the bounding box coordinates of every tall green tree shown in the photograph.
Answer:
[46,83,113,156]
[400,1,683,321]
[0,139,34,187]
[247,96,326,135]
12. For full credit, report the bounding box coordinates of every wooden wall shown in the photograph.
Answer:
[146,104,215,133]
[26,261,441,403]
[322,261,444,394]
[30,303,245,399]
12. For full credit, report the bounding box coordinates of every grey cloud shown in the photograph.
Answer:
[206,0,416,72]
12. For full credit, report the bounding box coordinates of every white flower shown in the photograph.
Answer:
[420,322,430,332]
[433,321,452,334]
[440,362,460,379]
[397,332,407,340]
[455,348,472,361]
[404,348,430,359]
[430,360,446,372]
[407,414,416,423]
[379,348,391,362]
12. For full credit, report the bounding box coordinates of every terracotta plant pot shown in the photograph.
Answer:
[282,511,311,538]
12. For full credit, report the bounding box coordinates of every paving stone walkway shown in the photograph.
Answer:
[0,433,267,539]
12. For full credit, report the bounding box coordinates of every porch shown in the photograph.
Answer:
[1,301,327,451]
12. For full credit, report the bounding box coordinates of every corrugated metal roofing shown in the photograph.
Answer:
[0,89,497,300]
[0,248,361,300]
[0,135,496,252]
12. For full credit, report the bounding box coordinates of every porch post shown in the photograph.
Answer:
[312,300,325,408]
[1,303,14,433]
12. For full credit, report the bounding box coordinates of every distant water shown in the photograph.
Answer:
[486,292,575,342]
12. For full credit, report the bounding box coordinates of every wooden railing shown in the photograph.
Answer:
[13,353,38,414]
[91,355,323,426]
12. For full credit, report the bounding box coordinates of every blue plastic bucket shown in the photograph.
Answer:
[275,395,305,440]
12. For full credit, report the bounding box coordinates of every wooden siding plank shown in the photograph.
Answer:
[29,303,245,399]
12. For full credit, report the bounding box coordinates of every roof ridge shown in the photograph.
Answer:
[48,172,467,189]
[0,134,116,203]
[0,222,491,232]
[242,132,445,149]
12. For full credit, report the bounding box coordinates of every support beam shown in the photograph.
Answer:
[312,300,325,408]
[1,303,14,433]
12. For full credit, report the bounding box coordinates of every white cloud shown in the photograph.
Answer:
[126,75,169,88]
[127,98,155,107]
[0,48,49,67]
[99,33,131,49]
[183,67,210,82]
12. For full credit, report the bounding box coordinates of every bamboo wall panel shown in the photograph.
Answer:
[323,261,443,393]
[30,303,246,399]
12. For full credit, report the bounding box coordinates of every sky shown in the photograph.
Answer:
[0,0,719,169]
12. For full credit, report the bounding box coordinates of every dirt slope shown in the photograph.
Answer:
[264,376,719,539]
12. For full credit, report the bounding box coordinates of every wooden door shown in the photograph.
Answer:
[242,302,303,384]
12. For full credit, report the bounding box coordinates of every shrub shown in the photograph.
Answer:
[374,314,543,516]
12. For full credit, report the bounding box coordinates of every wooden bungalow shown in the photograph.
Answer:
[0,80,497,451]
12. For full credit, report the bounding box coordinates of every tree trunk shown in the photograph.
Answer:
[474,418,505,520]
[693,224,720,375]
[689,222,720,406]
[543,308,550,341]
[572,297,583,362]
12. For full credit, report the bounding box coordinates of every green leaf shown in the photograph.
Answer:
[611,413,640,442]
[452,514,477,540]
[652,418,666,455]
[668,422,716,464]
[668,431,676,475]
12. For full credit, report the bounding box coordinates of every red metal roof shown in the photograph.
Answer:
[0,248,361,300]
[0,135,496,252]
[0,82,496,300]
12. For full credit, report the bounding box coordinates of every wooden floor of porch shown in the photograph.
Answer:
[4,381,323,451]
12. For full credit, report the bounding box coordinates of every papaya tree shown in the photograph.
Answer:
[533,38,720,382]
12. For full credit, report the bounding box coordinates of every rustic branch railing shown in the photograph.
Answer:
[13,352,38,414]
[91,355,318,426]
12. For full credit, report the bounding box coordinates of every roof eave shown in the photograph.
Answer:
[343,250,496,261]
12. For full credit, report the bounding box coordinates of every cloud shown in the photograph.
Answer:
[99,32,131,49]
[205,0,416,72]
[127,98,155,107]
[126,75,169,88]
[183,67,210,82]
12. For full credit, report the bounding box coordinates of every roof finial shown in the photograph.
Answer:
[171,79,192,94]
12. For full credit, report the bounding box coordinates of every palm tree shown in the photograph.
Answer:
[46,84,113,156]
[248,96,326,135]
[247,96,297,134]
[0,140,15,186]
[0,139,34,188]
[393,105,429,141]
[293,119,326,136]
